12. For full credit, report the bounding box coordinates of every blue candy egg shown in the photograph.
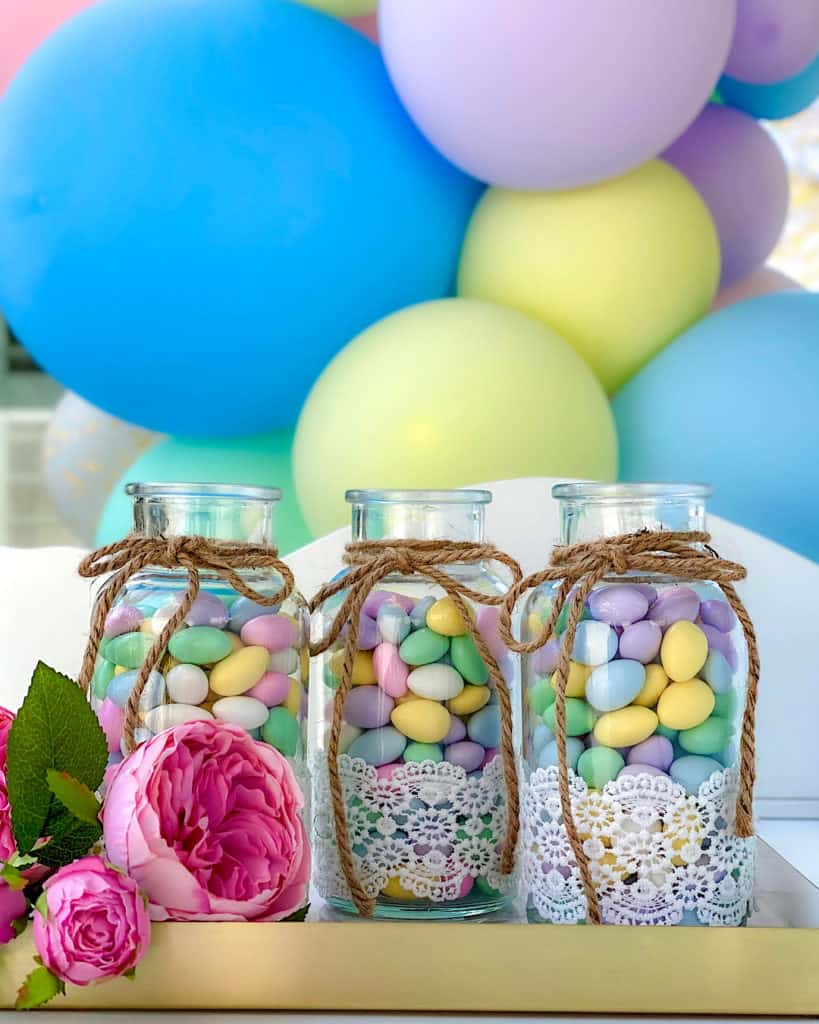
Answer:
[669,755,722,795]
[701,650,733,694]
[467,705,501,749]
[585,659,646,712]
[347,725,407,766]
[571,620,618,666]
[106,669,165,711]
[537,737,584,772]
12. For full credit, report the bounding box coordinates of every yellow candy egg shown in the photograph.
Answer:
[632,664,669,708]
[382,876,417,901]
[227,632,245,652]
[550,660,592,699]
[391,699,451,743]
[209,645,269,697]
[395,691,423,705]
[527,611,544,637]
[329,649,377,685]
[284,678,302,717]
[426,596,473,637]
[447,684,491,716]
[657,679,715,731]
[660,621,708,682]
[594,706,658,747]
[113,665,129,676]
[139,619,156,635]
[300,647,309,681]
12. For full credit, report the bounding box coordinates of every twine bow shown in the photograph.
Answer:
[77,535,296,751]
[309,539,524,917]
[498,530,759,926]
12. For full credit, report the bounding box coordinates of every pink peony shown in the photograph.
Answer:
[0,881,26,945]
[102,721,309,922]
[32,856,150,985]
[0,767,14,864]
[0,706,15,771]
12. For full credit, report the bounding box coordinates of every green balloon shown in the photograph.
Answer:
[95,428,312,554]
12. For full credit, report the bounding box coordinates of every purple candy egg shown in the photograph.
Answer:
[618,763,667,779]
[182,591,229,628]
[588,584,649,626]
[362,590,415,618]
[443,715,467,745]
[103,604,143,639]
[618,620,662,664]
[699,599,736,634]
[632,583,658,604]
[627,735,674,771]
[699,623,738,671]
[648,586,700,628]
[445,740,485,773]
[530,636,561,676]
[357,613,379,651]
[344,687,395,730]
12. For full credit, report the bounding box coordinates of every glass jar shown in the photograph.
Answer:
[89,483,309,783]
[521,483,755,926]
[310,489,520,919]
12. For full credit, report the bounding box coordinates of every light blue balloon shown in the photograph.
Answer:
[719,52,819,119]
[614,293,819,564]
[0,0,481,437]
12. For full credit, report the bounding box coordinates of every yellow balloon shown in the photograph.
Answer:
[297,0,377,18]
[458,160,719,394]
[294,298,617,535]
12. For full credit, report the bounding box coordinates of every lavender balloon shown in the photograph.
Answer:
[380,0,737,189]
[663,105,789,286]
[725,0,819,84]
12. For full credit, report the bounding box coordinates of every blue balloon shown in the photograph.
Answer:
[719,52,819,119]
[0,0,480,436]
[613,293,819,563]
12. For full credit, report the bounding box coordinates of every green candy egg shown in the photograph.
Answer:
[577,745,625,789]
[474,875,501,897]
[712,690,738,719]
[543,697,595,737]
[101,631,155,669]
[398,628,449,666]
[449,634,489,685]
[261,707,300,757]
[403,742,444,763]
[678,716,734,757]
[168,626,232,665]
[540,597,591,633]
[527,677,556,716]
[91,658,116,699]
[655,723,678,741]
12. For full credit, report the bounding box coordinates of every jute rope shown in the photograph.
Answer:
[498,530,760,926]
[309,539,524,917]
[77,535,295,752]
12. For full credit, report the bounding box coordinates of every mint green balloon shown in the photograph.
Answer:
[95,428,311,554]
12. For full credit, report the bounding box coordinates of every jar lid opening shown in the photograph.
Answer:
[345,488,492,505]
[552,481,711,503]
[125,482,282,502]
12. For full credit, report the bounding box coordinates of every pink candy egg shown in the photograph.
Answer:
[246,671,292,708]
[240,613,298,652]
[372,642,409,697]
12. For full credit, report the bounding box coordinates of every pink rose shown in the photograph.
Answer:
[0,767,15,864]
[32,856,150,986]
[0,881,26,945]
[102,721,309,922]
[0,706,15,771]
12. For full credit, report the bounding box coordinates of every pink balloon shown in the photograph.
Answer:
[0,0,99,94]
[712,265,804,311]
[346,12,378,43]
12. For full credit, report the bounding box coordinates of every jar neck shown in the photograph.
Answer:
[128,484,280,545]
[348,490,489,543]
[555,483,709,545]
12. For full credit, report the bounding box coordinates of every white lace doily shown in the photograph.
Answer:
[522,765,755,926]
[311,754,513,902]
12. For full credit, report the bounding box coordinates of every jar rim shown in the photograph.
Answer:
[345,488,492,505]
[125,482,282,502]
[552,481,712,502]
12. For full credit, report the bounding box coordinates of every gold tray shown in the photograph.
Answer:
[1,840,817,1015]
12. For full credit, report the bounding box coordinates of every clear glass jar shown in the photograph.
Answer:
[89,483,309,782]
[310,489,519,919]
[521,483,754,926]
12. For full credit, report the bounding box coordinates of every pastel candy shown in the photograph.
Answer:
[618,763,666,779]
[572,620,618,666]
[648,586,700,628]
[261,707,301,757]
[268,647,299,675]
[699,623,738,671]
[97,698,125,753]
[585,660,645,712]
[409,596,435,630]
[537,737,583,771]
[284,678,302,717]
[426,596,471,636]
[241,614,299,652]
[377,603,411,645]
[627,735,674,771]
[168,627,232,665]
[356,613,379,651]
[532,722,555,755]
[362,591,414,618]
[181,592,229,628]
[549,661,592,699]
[713,689,738,719]
[247,671,293,708]
[407,664,464,701]
[543,697,595,737]
[444,715,468,745]
[228,597,280,633]
[143,703,213,732]
[701,650,733,694]
[586,732,629,757]
[699,599,736,633]
[120,727,153,755]
[450,634,489,685]
[445,740,485,772]
[476,605,507,665]
[373,642,409,698]
[104,605,143,639]
[344,686,395,729]
[208,645,269,696]
[165,663,209,705]
[618,620,662,664]
[91,658,116,700]
[348,725,407,766]
[661,621,708,682]
[527,677,556,716]
[329,649,377,685]
[530,636,561,676]
[391,699,451,743]
[594,706,658,747]
[678,716,733,756]
[632,584,658,604]
[670,755,722,795]
[338,722,362,754]
[588,584,649,626]
[657,679,715,731]
[655,723,679,741]
[577,746,625,788]
[102,631,155,669]
[399,629,449,666]
[467,704,501,748]
[212,695,270,730]
[107,669,166,711]
[403,742,443,763]
[447,684,490,716]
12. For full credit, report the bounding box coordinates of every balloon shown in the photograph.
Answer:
[0,0,97,95]
[293,298,617,536]
[43,392,160,545]
[298,0,376,16]
[662,105,789,286]
[0,0,480,437]
[346,12,378,42]
[613,293,819,563]
[720,50,819,118]
[724,0,819,84]
[379,0,737,189]
[458,161,719,395]
[712,265,803,311]
[95,429,311,554]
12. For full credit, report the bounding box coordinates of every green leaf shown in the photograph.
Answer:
[282,903,309,923]
[15,966,64,1010]
[46,770,102,825]
[7,662,108,855]
[35,821,102,870]
[123,968,137,981]
[34,892,48,921]
[0,862,28,892]
[11,915,28,939]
